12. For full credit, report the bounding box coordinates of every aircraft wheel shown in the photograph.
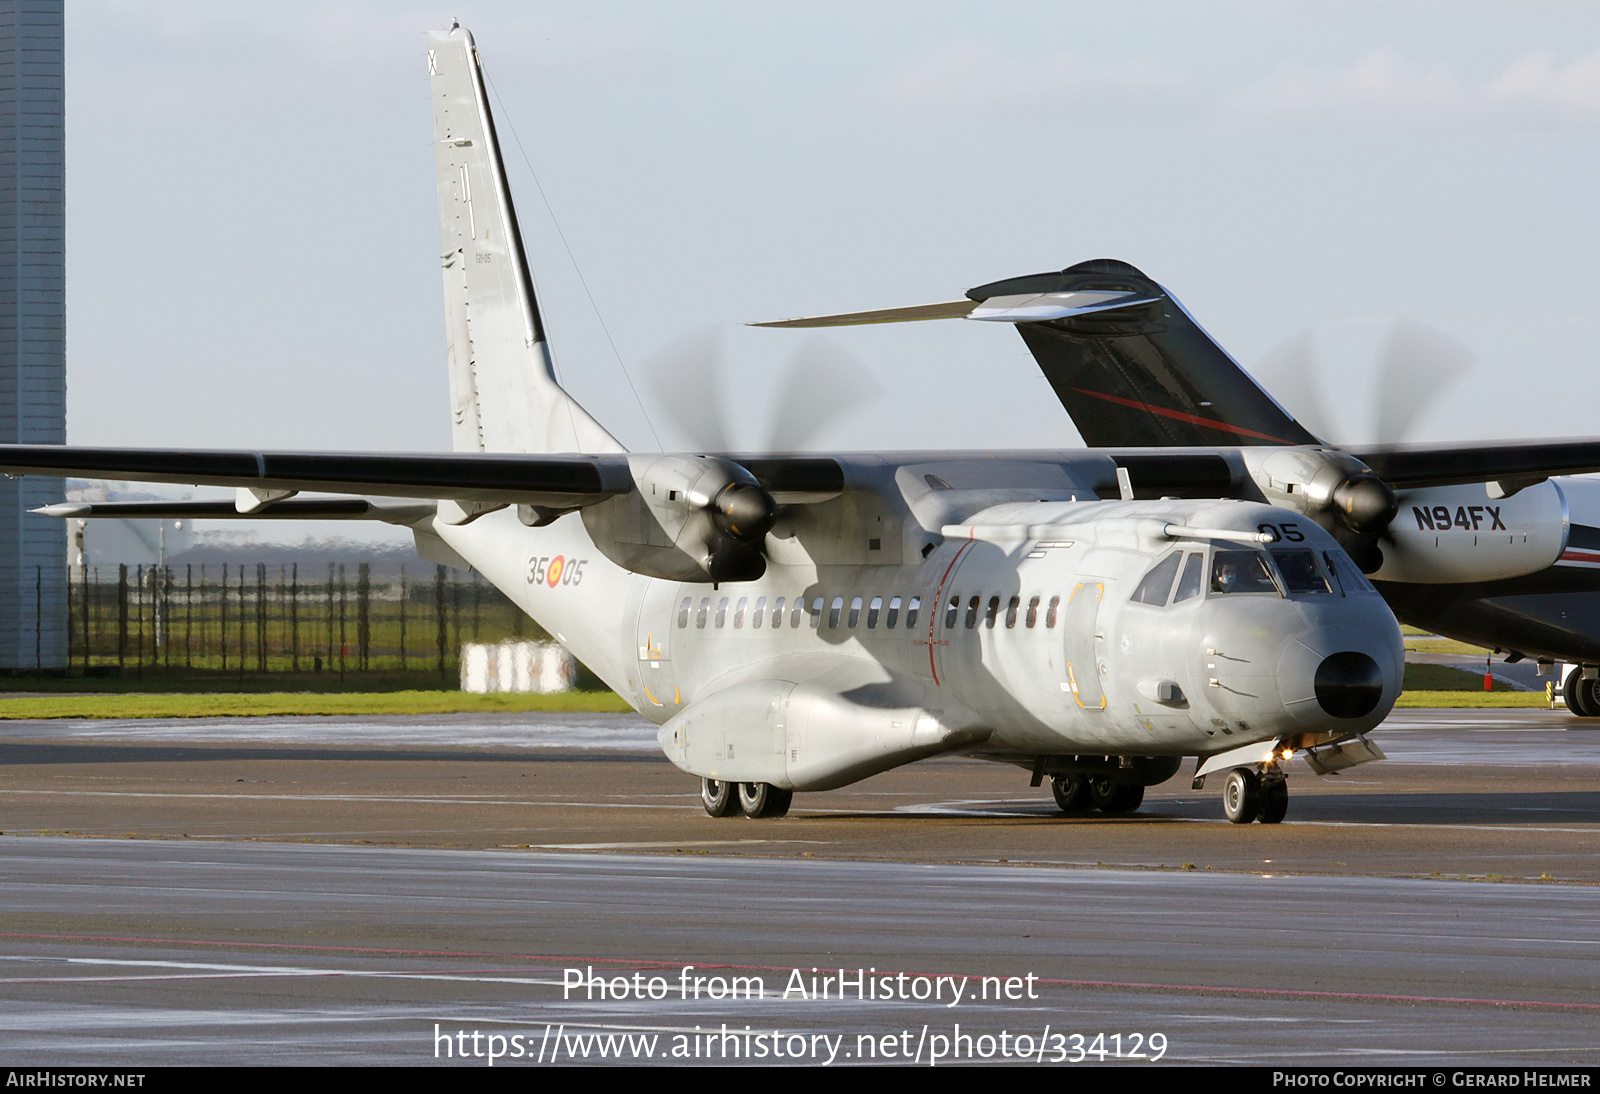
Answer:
[1258,778,1289,824]
[1088,776,1144,814]
[1563,672,1588,715]
[1564,671,1600,716]
[1222,768,1261,824]
[1051,774,1091,814]
[738,782,793,819]
[700,778,739,818]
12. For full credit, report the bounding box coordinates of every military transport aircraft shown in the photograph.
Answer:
[12,23,1581,826]
[759,260,1600,715]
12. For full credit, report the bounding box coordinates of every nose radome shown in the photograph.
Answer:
[1314,651,1384,718]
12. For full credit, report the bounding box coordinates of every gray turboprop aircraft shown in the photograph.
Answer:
[760,260,1600,713]
[7,23,1466,826]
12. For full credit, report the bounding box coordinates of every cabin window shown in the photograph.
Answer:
[678,597,691,628]
[945,595,960,629]
[1025,595,1040,627]
[1173,553,1204,603]
[752,597,766,628]
[1270,549,1332,595]
[696,597,710,628]
[886,596,900,628]
[966,595,980,629]
[715,597,730,626]
[1211,550,1281,596]
[985,595,1000,629]
[793,597,808,628]
[1131,551,1183,606]
[848,596,863,627]
[829,596,844,628]
[1045,595,1060,628]
[867,596,882,628]
[734,597,748,628]
[1005,595,1020,628]
[811,597,824,628]
[906,596,921,629]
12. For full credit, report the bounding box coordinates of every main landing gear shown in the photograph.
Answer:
[1564,671,1600,717]
[1051,773,1144,815]
[1220,767,1288,824]
[701,778,792,819]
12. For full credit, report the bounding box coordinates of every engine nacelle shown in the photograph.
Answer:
[581,454,776,582]
[1370,480,1568,584]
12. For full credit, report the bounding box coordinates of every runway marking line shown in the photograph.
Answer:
[4,931,1597,1013]
[0,789,675,810]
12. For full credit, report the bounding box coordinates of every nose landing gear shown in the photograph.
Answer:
[1221,766,1288,824]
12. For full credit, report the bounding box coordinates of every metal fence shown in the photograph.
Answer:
[59,562,543,680]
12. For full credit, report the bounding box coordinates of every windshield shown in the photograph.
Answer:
[1210,550,1281,595]
[1270,548,1333,595]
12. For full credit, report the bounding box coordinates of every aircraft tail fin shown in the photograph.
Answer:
[971,260,1323,448]
[427,23,623,455]
[752,258,1322,448]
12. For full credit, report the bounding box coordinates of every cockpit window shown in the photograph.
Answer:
[1270,548,1332,594]
[1210,550,1281,595]
[1131,552,1183,606]
[1322,550,1375,594]
[1173,552,1204,603]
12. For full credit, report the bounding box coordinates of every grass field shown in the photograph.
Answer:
[1394,691,1556,709]
[0,690,635,719]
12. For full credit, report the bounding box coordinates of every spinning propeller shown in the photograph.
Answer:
[1250,320,1478,571]
[627,330,883,582]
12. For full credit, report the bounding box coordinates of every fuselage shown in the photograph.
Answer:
[435,455,1402,789]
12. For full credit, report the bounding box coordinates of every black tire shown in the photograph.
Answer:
[1222,768,1261,824]
[738,782,792,819]
[1088,776,1144,814]
[1564,671,1588,716]
[1258,778,1289,824]
[1051,774,1091,814]
[701,778,739,818]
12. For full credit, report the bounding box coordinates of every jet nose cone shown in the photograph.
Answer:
[1314,651,1385,719]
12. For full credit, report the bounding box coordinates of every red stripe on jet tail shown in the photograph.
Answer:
[1070,388,1296,445]
[1561,549,1600,565]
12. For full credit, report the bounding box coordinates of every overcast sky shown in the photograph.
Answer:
[62,1,1600,538]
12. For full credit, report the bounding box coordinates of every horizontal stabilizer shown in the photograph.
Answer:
[967,291,1160,323]
[750,300,976,328]
[748,290,1158,329]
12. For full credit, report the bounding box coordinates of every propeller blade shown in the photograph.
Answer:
[1250,330,1338,442]
[1372,319,1476,445]
[763,337,885,453]
[641,328,731,452]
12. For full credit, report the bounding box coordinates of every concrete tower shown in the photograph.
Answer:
[0,0,64,669]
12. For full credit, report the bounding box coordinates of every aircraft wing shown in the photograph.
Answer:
[0,446,846,509]
[1350,439,1600,489]
[32,498,436,521]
